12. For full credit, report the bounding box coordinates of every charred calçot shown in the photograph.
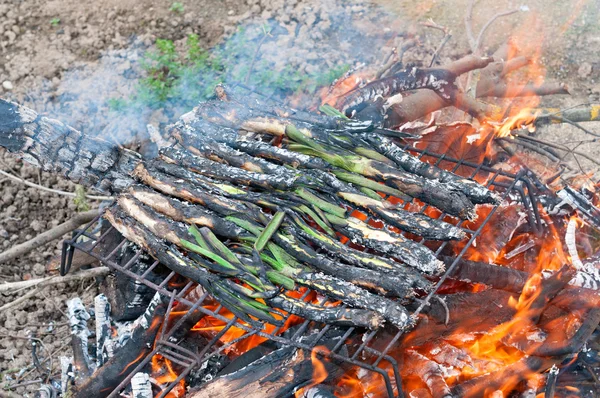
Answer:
[0,93,500,333]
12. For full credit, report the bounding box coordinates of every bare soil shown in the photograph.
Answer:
[0,0,599,394]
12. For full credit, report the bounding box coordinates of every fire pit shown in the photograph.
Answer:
[1,4,600,397]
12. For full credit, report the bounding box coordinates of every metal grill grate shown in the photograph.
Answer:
[59,139,539,397]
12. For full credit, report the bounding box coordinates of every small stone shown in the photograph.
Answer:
[32,263,45,276]
[4,30,16,43]
[2,80,13,90]
[578,62,593,79]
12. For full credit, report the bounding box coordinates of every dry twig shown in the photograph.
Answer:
[0,288,41,313]
[0,266,110,294]
[0,209,100,264]
[0,169,112,201]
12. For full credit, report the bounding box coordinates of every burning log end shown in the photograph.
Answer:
[189,328,349,398]
[71,292,168,398]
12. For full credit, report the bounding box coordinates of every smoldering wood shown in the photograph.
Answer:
[188,328,348,398]
[72,292,167,398]
[0,99,139,193]
[404,349,453,398]
[102,237,163,322]
[94,294,114,367]
[532,308,600,357]
[60,356,73,394]
[67,297,93,384]
[446,257,529,292]
[451,356,553,397]
[299,385,337,398]
[130,372,153,398]
[448,256,600,294]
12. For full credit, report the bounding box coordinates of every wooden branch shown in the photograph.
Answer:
[0,169,112,201]
[0,287,40,312]
[476,82,569,98]
[0,209,100,264]
[464,0,477,51]
[0,266,110,293]
[473,8,520,53]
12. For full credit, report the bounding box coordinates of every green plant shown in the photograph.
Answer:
[107,97,129,112]
[74,185,90,212]
[50,17,61,27]
[169,2,184,13]
[118,28,350,113]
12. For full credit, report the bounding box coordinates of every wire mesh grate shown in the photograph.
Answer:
[58,141,539,397]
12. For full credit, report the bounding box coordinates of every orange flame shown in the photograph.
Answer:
[151,354,185,398]
[294,346,331,397]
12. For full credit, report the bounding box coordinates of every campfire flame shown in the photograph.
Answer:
[144,15,600,398]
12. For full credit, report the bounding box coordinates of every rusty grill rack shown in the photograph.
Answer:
[58,141,542,398]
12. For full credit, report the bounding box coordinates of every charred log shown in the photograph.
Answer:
[72,292,168,398]
[0,99,138,193]
[188,328,348,398]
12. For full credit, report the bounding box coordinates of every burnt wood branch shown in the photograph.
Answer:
[72,292,168,398]
[0,99,139,193]
[67,298,93,385]
[188,329,348,398]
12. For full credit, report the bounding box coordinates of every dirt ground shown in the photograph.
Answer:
[1,0,599,394]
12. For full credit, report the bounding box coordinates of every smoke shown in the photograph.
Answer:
[25,1,407,156]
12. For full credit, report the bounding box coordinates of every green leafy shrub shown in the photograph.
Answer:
[108,29,349,113]
[169,2,184,13]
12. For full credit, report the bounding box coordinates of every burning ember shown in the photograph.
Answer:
[1,3,600,398]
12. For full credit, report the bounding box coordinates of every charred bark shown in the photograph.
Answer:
[188,328,348,398]
[0,99,139,193]
[72,292,168,398]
